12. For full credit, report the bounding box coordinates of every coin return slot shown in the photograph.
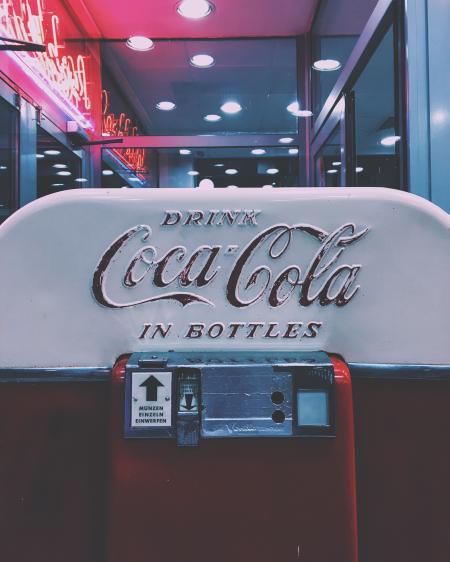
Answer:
[272,410,285,424]
[271,391,284,405]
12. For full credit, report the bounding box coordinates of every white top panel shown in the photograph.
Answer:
[0,188,449,368]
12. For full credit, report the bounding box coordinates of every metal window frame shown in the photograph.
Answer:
[312,0,395,139]
[309,0,407,190]
[91,134,302,149]
[0,79,20,219]
[310,96,346,186]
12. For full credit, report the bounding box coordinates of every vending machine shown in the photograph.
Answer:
[0,187,449,562]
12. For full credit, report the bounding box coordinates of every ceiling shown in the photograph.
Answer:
[313,0,379,36]
[68,0,320,39]
[102,38,299,135]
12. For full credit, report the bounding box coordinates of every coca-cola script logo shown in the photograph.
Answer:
[92,210,369,310]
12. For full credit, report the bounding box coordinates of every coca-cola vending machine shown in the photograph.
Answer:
[0,187,449,562]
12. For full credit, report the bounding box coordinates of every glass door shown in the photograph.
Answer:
[0,94,19,223]
[100,142,301,189]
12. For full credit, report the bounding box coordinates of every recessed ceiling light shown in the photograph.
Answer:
[177,0,214,19]
[286,101,313,117]
[187,170,199,176]
[214,163,224,167]
[432,109,449,125]
[75,177,88,183]
[221,101,242,114]
[51,183,64,187]
[251,148,266,155]
[355,166,364,173]
[380,135,401,147]
[102,170,114,176]
[156,101,176,111]
[199,178,215,188]
[0,165,7,170]
[190,54,215,68]
[227,185,238,188]
[287,101,300,114]
[53,163,67,169]
[204,114,222,122]
[289,148,299,155]
[126,36,154,51]
[313,59,342,72]
[57,170,71,176]
[332,161,341,166]
[267,168,279,175]
[326,169,338,174]
[44,149,61,155]
[36,153,45,159]
[179,149,192,155]
[225,168,238,175]
[279,137,294,144]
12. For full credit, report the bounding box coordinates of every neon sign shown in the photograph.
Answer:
[102,89,148,176]
[102,90,138,137]
[0,0,93,129]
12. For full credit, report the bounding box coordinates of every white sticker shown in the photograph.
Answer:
[131,371,172,428]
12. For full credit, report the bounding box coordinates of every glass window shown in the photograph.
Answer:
[314,125,342,187]
[101,39,298,136]
[312,0,379,117]
[354,26,401,188]
[101,146,300,189]
[0,97,18,223]
[37,128,83,197]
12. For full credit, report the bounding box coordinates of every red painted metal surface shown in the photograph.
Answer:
[0,381,109,562]
[352,378,450,562]
[107,355,357,562]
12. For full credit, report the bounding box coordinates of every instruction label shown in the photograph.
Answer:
[131,371,172,427]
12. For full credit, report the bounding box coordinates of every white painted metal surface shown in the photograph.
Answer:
[0,187,449,367]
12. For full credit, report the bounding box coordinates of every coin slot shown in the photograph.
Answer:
[272,410,285,424]
[271,391,284,405]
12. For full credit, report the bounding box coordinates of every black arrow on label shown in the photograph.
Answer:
[183,393,194,411]
[140,375,164,402]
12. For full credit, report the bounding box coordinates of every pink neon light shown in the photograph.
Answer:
[0,0,94,129]
[102,89,148,177]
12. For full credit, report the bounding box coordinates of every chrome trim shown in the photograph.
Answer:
[0,363,449,383]
[0,367,111,383]
[349,364,450,381]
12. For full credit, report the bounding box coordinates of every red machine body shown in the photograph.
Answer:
[107,355,357,562]
[1,189,450,562]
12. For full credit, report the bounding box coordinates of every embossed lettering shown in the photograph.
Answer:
[161,211,182,226]
[186,323,205,338]
[92,220,368,311]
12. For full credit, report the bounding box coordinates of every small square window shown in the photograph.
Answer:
[297,390,329,427]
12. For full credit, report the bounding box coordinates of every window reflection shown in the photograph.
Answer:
[0,98,18,223]
[354,26,401,188]
[315,126,341,187]
[37,128,83,197]
[101,146,300,188]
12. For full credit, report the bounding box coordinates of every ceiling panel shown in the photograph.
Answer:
[102,38,299,135]
[69,0,320,39]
